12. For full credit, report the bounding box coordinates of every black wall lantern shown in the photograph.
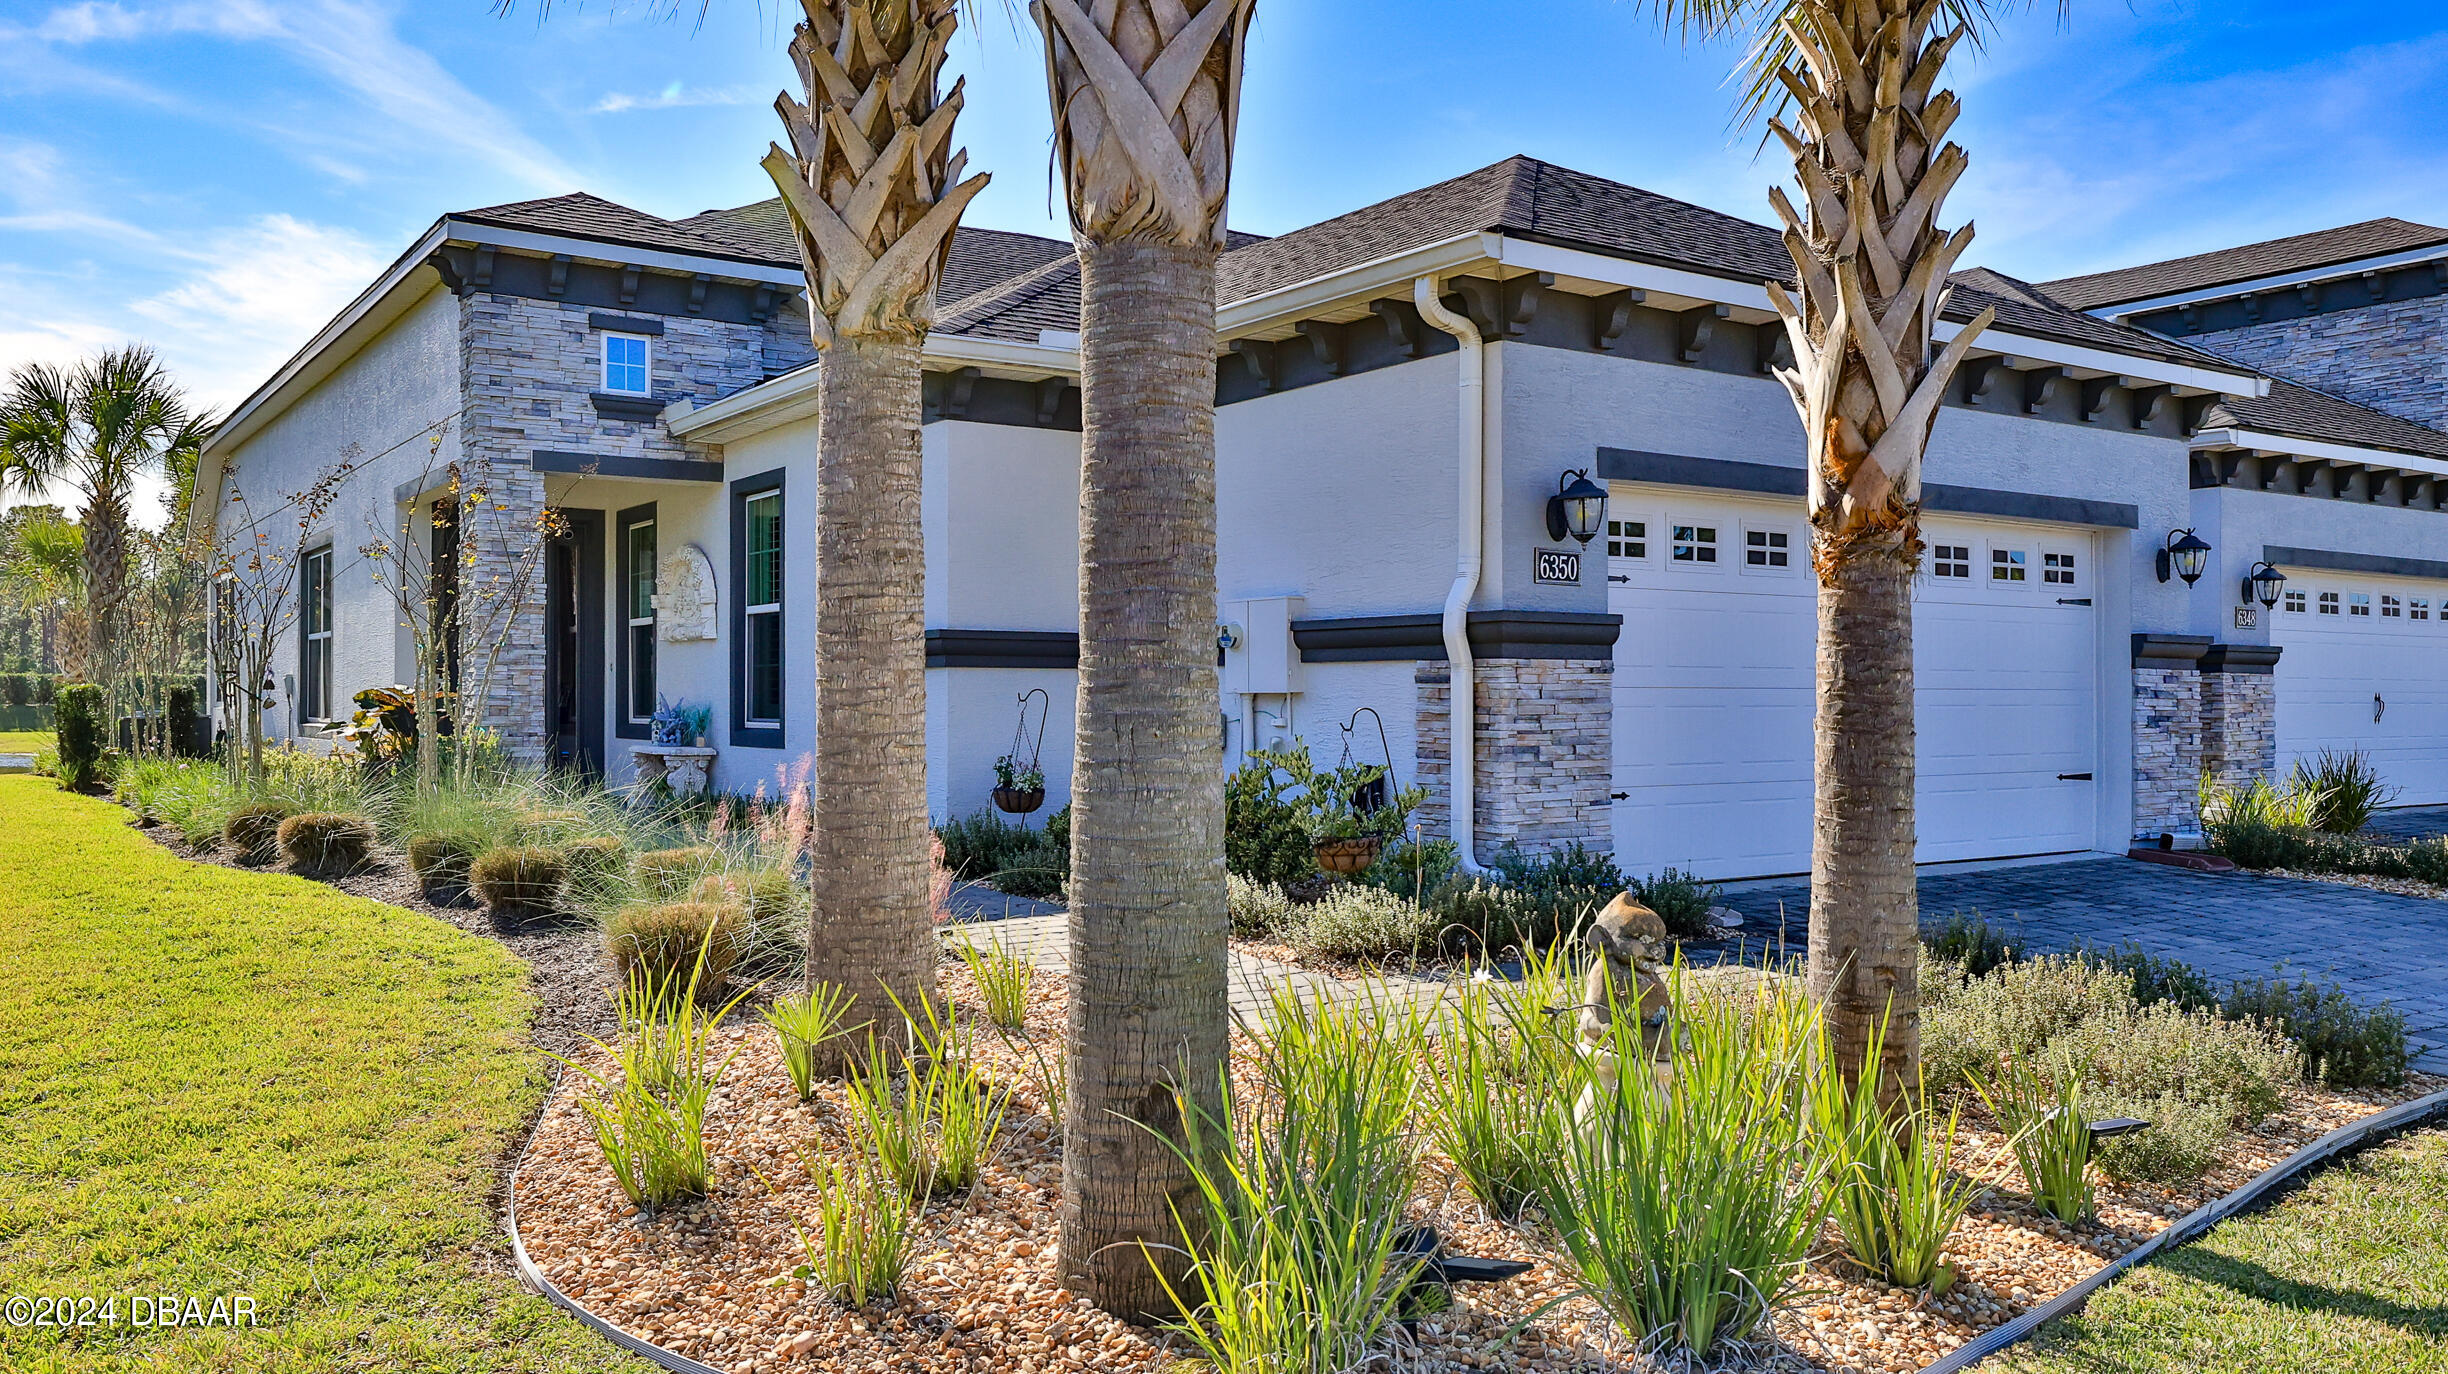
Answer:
[2156,528,2211,585]
[2243,560,2287,609]
[1546,468,1609,545]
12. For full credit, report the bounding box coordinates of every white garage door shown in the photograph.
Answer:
[2271,571,2448,804]
[1608,488,2102,880]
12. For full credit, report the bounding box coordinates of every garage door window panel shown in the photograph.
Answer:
[1670,521,1720,568]
[2351,592,2372,618]
[1742,524,1794,575]
[1931,543,1972,580]
[1606,513,1651,562]
[2284,589,2307,614]
[1990,546,2029,587]
[2319,591,2340,615]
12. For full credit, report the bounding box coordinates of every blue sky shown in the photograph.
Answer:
[1,0,2442,476]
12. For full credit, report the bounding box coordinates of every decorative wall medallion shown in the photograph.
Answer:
[656,543,720,641]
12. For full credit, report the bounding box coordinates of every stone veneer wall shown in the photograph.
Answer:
[1414,658,1614,857]
[2132,665,2203,839]
[2187,295,2448,431]
[2199,670,2278,793]
[453,289,794,761]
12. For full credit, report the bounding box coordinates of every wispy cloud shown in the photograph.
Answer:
[593,80,762,114]
[129,215,387,407]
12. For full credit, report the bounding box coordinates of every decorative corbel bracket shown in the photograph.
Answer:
[2022,366,2070,415]
[2081,375,2135,423]
[547,254,572,298]
[1294,320,1345,376]
[1503,272,1555,338]
[1595,288,1648,354]
[618,265,643,306]
[1965,354,2020,404]
[1677,304,1730,364]
[1370,299,1422,359]
[1035,376,1074,426]
[1230,338,1278,393]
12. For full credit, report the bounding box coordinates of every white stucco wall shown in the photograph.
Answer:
[925,420,1081,631]
[2191,482,2448,646]
[210,279,463,742]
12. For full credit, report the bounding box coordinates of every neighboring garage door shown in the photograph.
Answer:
[1608,488,2101,880]
[2271,570,2448,804]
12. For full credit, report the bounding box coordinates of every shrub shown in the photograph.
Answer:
[2093,1091,2230,1185]
[1287,884,1440,962]
[1425,878,1569,956]
[277,811,377,878]
[54,683,107,791]
[1923,911,2022,977]
[516,807,587,843]
[2292,749,2395,834]
[224,800,297,865]
[606,901,739,991]
[470,845,568,921]
[1920,953,2135,1096]
[632,845,722,902]
[1227,873,1297,937]
[164,683,201,758]
[405,832,482,902]
[934,809,1069,899]
[1356,836,1457,902]
[2222,973,2409,1089]
[36,674,56,704]
[1224,758,1317,885]
[2069,940,2221,1015]
[2054,1000,2297,1128]
[0,673,28,707]
[1634,867,1719,940]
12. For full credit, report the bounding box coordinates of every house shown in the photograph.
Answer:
[192,156,2448,881]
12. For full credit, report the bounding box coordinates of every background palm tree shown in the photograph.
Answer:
[1031,0,1253,1320]
[0,346,207,691]
[1638,0,2052,1083]
[761,0,990,1047]
[0,509,87,683]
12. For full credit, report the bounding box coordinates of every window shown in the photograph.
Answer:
[300,546,334,723]
[1671,523,1718,564]
[2284,589,2307,614]
[2319,591,2340,615]
[1991,548,2027,583]
[1744,528,1791,569]
[2383,594,2403,618]
[624,516,657,723]
[1605,518,1647,560]
[739,483,784,734]
[602,334,651,396]
[1931,544,1971,579]
[2044,552,2077,586]
[2414,597,2431,621]
[2350,592,2371,617]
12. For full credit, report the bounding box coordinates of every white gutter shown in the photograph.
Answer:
[2091,243,2448,322]
[2192,428,2448,481]
[438,219,806,287]
[1414,274,1486,876]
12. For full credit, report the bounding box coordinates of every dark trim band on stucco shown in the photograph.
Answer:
[1290,610,1624,663]
[532,450,723,483]
[2265,545,2448,582]
[1595,448,2142,529]
[2132,632,2213,666]
[2200,643,2283,675]
[587,312,664,335]
[925,630,1080,670]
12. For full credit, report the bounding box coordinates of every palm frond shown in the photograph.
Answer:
[1632,0,2065,125]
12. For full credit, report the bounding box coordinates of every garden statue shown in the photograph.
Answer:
[1573,891,1677,1128]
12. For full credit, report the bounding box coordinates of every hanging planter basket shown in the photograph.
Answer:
[992,785,1046,815]
[1313,836,1383,876]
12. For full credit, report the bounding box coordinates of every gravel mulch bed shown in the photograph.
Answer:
[2261,865,2448,903]
[511,947,2445,1374]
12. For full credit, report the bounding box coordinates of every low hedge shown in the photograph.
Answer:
[224,800,296,866]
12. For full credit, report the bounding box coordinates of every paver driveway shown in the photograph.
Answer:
[1717,856,2448,1065]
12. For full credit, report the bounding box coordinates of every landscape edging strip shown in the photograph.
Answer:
[503,1107,731,1374]
[1918,1083,2448,1374]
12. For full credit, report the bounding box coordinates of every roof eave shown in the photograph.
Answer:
[440,216,806,285]
[2194,426,2448,479]
[2082,241,2448,320]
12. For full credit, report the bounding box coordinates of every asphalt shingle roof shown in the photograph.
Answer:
[2042,218,2448,311]
[454,192,777,267]
[2204,378,2448,464]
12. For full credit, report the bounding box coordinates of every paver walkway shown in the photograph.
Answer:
[2361,805,2448,844]
[1718,856,2448,1064]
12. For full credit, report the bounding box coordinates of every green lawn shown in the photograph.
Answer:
[0,731,46,753]
[1996,1128,2448,1373]
[0,777,638,1373]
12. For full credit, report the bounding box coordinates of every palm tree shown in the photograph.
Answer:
[0,347,207,691]
[1030,0,1253,1319]
[760,0,990,1048]
[1636,0,2052,1084]
[0,508,87,684]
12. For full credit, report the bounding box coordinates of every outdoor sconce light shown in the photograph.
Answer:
[2156,528,2211,586]
[2243,561,2287,609]
[1546,468,1609,545]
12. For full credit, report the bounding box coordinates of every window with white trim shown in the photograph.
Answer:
[1990,548,2027,583]
[2414,597,2431,621]
[742,489,783,729]
[1670,522,1718,565]
[1605,517,1647,560]
[1743,527,1791,570]
[2350,592,2372,617]
[625,517,657,722]
[2043,551,2077,586]
[2283,589,2307,614]
[300,545,334,722]
[603,333,651,396]
[1931,544,1971,579]
[2383,594,2403,618]
[2318,591,2340,615]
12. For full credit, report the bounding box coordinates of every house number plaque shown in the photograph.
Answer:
[1533,548,1582,585]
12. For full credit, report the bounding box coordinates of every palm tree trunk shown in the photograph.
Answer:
[1060,239,1229,1321]
[82,492,126,687]
[806,331,937,1041]
[1810,525,1918,1084]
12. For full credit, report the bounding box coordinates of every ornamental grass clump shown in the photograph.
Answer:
[1976,1054,2095,1223]
[1535,965,1831,1359]
[789,1149,915,1308]
[841,998,1009,1199]
[607,901,739,994]
[690,866,801,973]
[1157,985,1424,1374]
[469,845,568,923]
[1412,943,1582,1221]
[954,940,1034,1031]
[633,845,723,902]
[763,985,859,1100]
[405,832,483,904]
[560,937,751,1213]
[1810,1019,1981,1292]
[277,811,377,879]
[224,800,296,866]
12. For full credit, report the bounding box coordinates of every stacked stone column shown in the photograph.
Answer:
[2130,634,2281,841]
[1414,657,1615,858]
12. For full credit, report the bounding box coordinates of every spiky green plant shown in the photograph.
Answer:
[1412,946,1584,1220]
[556,930,751,1212]
[1810,1017,1980,1291]
[1975,1052,2095,1223]
[763,984,858,1101]
[955,939,1035,1031]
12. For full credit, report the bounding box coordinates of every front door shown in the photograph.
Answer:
[545,509,606,774]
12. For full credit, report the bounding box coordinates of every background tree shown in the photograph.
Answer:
[0,347,208,693]
[1640,0,2049,1083]
[0,508,85,681]
[1032,0,1254,1319]
[761,0,989,1049]
[209,463,352,784]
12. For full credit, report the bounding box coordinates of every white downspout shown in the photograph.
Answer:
[1415,275,1485,875]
